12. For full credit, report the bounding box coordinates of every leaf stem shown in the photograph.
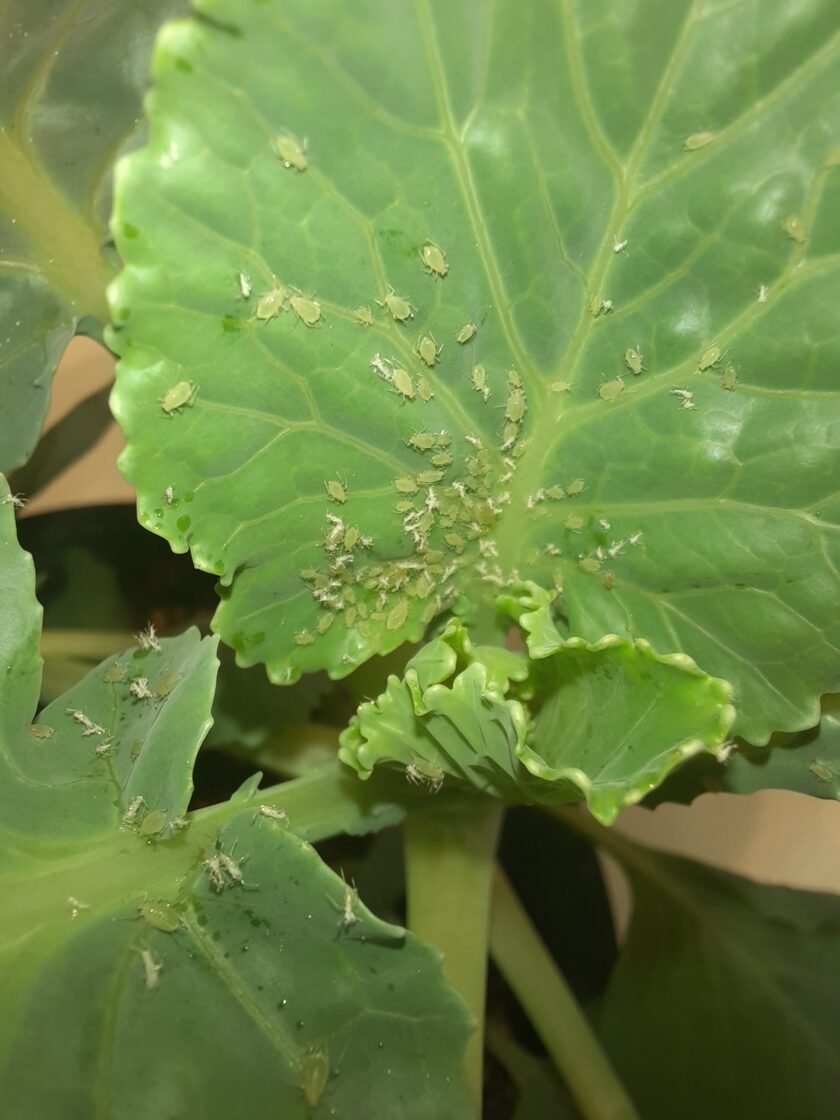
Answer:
[403,797,505,1118]
[490,866,639,1120]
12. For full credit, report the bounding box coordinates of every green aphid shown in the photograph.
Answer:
[139,809,168,837]
[721,363,738,391]
[782,215,806,244]
[418,334,441,367]
[471,364,487,392]
[289,293,322,326]
[138,899,181,932]
[255,286,287,320]
[386,600,409,630]
[272,132,307,171]
[624,347,644,375]
[545,486,566,500]
[417,376,434,402]
[294,631,315,646]
[409,431,436,451]
[505,387,526,423]
[301,1045,329,1107]
[392,367,415,399]
[343,526,360,550]
[394,477,419,494]
[325,479,348,504]
[159,380,197,415]
[316,613,335,634]
[421,242,448,277]
[382,288,414,322]
[417,470,445,485]
[30,723,54,740]
[456,321,477,344]
[597,377,625,402]
[565,479,586,496]
[444,532,466,553]
[430,451,452,467]
[155,670,180,698]
[564,515,584,531]
[698,344,721,370]
[578,556,601,574]
[103,663,126,684]
[683,130,716,151]
[354,305,374,326]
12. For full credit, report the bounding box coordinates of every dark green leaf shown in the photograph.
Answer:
[597,835,840,1119]
[0,478,472,1119]
[0,0,184,472]
[110,0,840,744]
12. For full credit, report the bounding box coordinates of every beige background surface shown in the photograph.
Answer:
[23,337,840,929]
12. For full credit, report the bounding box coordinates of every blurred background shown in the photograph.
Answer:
[24,336,840,932]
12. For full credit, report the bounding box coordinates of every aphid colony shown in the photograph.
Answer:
[293,367,533,649]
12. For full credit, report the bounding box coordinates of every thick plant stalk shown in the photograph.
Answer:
[490,867,640,1120]
[404,798,505,1118]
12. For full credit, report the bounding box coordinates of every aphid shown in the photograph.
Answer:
[382,288,414,322]
[565,479,586,496]
[138,899,181,932]
[684,130,716,151]
[550,380,572,393]
[203,849,245,892]
[257,804,288,822]
[471,363,488,393]
[139,948,162,991]
[444,532,465,553]
[370,352,392,381]
[602,571,616,589]
[409,431,436,451]
[294,630,315,646]
[781,215,806,244]
[68,896,89,919]
[154,667,181,694]
[394,477,419,494]
[405,758,445,793]
[159,380,197,415]
[671,387,696,410]
[139,809,168,836]
[301,1044,329,1107]
[387,600,409,630]
[624,347,644,375]
[316,613,335,635]
[238,271,251,299]
[391,367,415,399]
[354,305,374,326]
[289,293,322,326]
[613,238,628,253]
[721,363,737,391]
[67,708,105,737]
[757,284,768,303]
[417,375,434,402]
[136,622,161,652]
[430,451,452,467]
[336,875,361,931]
[343,525,360,550]
[123,795,146,827]
[417,334,440,367]
[545,485,565,500]
[255,286,287,320]
[30,723,54,740]
[506,387,526,423]
[698,344,721,370]
[564,514,584,531]
[598,377,625,402]
[456,321,477,344]
[421,242,448,277]
[163,486,176,506]
[325,479,348,504]
[417,469,444,485]
[809,760,833,782]
[272,132,307,171]
[2,492,27,508]
[129,677,153,701]
[579,556,601,574]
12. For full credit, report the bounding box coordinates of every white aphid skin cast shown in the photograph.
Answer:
[136,623,161,652]
[139,948,162,991]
